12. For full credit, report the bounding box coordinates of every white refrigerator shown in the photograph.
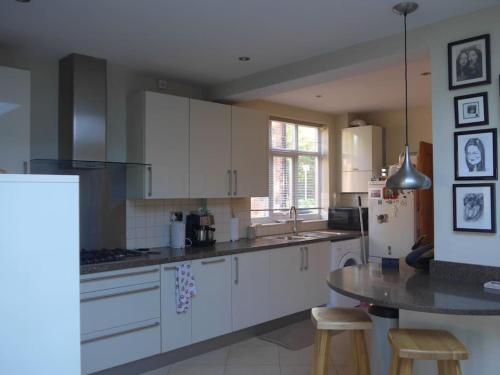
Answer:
[368,180,416,262]
[0,174,81,375]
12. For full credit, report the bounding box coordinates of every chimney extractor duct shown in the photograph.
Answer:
[59,54,107,162]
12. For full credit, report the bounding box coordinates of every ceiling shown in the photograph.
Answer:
[263,57,432,114]
[0,0,498,86]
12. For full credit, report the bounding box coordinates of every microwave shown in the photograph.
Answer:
[328,207,368,231]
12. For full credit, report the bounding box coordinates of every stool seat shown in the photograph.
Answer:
[311,307,373,331]
[388,329,469,360]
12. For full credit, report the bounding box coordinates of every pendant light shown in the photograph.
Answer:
[386,2,432,190]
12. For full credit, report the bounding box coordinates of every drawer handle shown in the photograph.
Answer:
[81,321,160,345]
[234,257,239,285]
[80,268,159,283]
[201,258,226,265]
[164,266,178,271]
[80,285,160,303]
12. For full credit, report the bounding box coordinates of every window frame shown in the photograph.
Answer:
[251,119,323,223]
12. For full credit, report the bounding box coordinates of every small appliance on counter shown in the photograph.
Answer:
[186,209,216,247]
[328,207,368,231]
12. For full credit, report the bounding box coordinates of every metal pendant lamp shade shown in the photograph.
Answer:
[386,2,432,190]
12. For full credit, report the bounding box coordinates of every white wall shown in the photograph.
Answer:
[0,50,203,161]
[430,8,500,267]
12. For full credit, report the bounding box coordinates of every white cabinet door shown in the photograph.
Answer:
[161,262,192,352]
[144,92,189,198]
[191,256,232,343]
[231,107,269,197]
[303,241,331,308]
[0,66,30,174]
[231,251,270,331]
[342,126,374,171]
[189,99,231,198]
[268,246,306,320]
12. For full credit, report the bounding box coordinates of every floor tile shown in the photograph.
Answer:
[334,364,356,375]
[280,365,336,375]
[168,364,225,375]
[278,345,313,365]
[140,365,170,375]
[175,347,229,366]
[232,337,278,348]
[227,344,279,366]
[224,365,280,375]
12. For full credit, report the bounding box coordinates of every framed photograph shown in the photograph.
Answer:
[454,92,489,127]
[453,183,496,233]
[454,129,497,180]
[448,34,491,90]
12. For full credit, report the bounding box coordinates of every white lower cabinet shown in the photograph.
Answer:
[268,246,306,320]
[191,256,232,343]
[80,266,161,374]
[231,251,270,331]
[161,262,192,352]
[303,242,331,308]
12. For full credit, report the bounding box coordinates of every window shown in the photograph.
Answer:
[252,119,322,220]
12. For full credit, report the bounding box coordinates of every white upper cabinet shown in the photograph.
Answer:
[231,106,269,197]
[189,99,232,198]
[127,91,189,199]
[341,125,382,192]
[0,66,30,174]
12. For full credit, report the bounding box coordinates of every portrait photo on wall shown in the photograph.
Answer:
[455,129,497,180]
[454,92,489,127]
[448,34,490,90]
[453,183,496,233]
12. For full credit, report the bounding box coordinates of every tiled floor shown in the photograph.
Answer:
[141,332,357,375]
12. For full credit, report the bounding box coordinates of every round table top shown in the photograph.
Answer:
[327,263,500,315]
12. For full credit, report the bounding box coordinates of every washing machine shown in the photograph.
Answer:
[329,238,362,307]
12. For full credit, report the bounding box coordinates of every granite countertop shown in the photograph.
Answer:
[81,230,362,275]
[327,262,500,315]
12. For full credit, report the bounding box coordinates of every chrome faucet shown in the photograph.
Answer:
[289,206,298,235]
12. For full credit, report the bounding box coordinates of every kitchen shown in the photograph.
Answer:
[1,1,500,375]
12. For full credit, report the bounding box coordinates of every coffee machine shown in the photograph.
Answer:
[186,211,216,247]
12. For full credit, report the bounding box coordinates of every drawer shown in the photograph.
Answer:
[80,265,160,293]
[81,281,160,334]
[81,318,161,374]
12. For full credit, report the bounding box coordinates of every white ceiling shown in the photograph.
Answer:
[263,57,432,114]
[0,0,498,86]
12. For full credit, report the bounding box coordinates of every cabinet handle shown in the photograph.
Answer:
[80,284,160,303]
[201,258,226,265]
[227,169,232,196]
[233,170,238,196]
[23,161,28,174]
[299,248,304,271]
[147,166,153,197]
[164,266,178,271]
[81,321,160,344]
[305,247,309,270]
[234,256,239,285]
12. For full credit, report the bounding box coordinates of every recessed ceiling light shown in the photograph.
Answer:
[315,94,323,98]
[16,0,31,3]
[421,71,431,76]
[238,56,250,62]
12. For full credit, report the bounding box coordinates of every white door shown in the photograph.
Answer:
[304,242,331,308]
[191,256,232,343]
[161,262,192,352]
[231,107,269,197]
[189,99,231,198]
[144,92,189,198]
[0,66,30,174]
[268,246,306,320]
[231,251,270,331]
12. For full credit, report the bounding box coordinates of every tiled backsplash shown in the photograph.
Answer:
[126,198,251,249]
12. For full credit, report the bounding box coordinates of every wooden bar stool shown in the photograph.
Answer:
[311,307,372,375]
[388,329,469,375]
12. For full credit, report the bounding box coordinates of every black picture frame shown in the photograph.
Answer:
[448,34,491,90]
[454,92,489,128]
[454,129,497,180]
[453,183,496,233]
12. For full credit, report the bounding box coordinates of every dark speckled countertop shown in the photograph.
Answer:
[328,262,500,315]
[81,230,362,275]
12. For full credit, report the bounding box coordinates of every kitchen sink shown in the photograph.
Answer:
[271,233,320,241]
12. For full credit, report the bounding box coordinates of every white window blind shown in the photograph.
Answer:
[251,119,322,220]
